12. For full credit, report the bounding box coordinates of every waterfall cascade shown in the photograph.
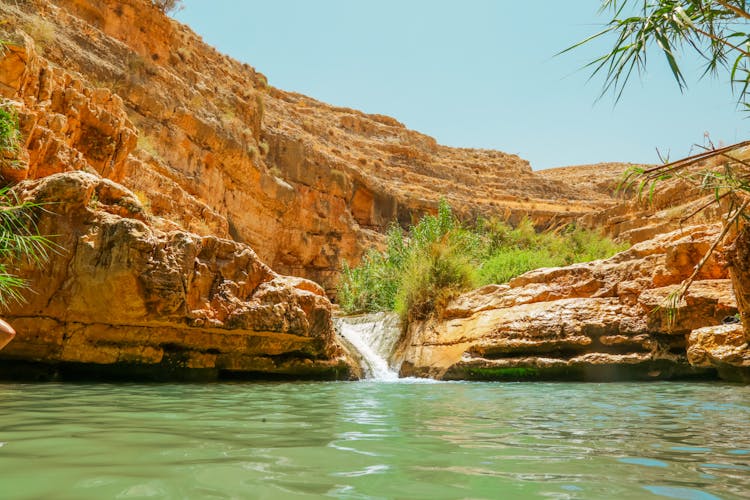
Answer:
[334,313,402,380]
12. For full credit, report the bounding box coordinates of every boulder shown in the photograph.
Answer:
[0,172,358,380]
[688,323,750,383]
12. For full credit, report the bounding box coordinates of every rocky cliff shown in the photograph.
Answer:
[396,224,747,382]
[1,0,748,382]
[0,0,618,294]
[0,172,358,380]
[0,0,621,380]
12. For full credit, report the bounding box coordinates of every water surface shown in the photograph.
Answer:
[1,382,749,499]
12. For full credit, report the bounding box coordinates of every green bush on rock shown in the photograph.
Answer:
[338,201,628,324]
[0,106,20,154]
[0,103,52,308]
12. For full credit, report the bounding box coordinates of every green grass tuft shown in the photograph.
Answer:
[338,201,628,325]
[0,106,20,154]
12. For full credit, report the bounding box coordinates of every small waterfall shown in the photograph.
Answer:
[335,312,402,381]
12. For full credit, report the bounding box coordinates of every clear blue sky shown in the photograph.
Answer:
[176,1,745,170]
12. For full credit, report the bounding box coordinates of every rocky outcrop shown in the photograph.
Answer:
[396,224,739,381]
[537,162,638,199]
[575,151,741,246]
[688,324,750,382]
[0,34,137,183]
[0,0,619,293]
[0,172,358,380]
[726,224,750,341]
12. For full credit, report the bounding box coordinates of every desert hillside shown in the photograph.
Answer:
[0,0,619,293]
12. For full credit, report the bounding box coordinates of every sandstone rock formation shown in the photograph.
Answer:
[0,0,619,294]
[688,324,750,382]
[0,172,358,380]
[396,224,740,381]
[1,0,748,383]
[537,162,638,199]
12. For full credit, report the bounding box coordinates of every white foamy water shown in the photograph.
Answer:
[335,313,402,381]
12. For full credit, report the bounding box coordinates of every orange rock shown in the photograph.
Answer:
[0,0,619,294]
[688,324,750,382]
[0,172,358,380]
[396,224,737,381]
[2,0,747,383]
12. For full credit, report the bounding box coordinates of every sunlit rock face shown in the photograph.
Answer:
[396,225,740,381]
[0,0,618,293]
[0,172,358,380]
[688,324,750,383]
[2,0,749,382]
[0,0,605,380]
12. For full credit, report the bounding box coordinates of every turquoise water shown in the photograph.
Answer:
[0,381,749,499]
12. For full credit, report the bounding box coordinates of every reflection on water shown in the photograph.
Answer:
[0,382,749,499]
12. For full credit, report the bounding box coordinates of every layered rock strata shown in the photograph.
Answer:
[0,172,358,380]
[396,225,740,381]
[2,0,749,382]
[0,0,619,293]
[688,324,750,382]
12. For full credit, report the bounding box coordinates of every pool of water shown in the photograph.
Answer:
[1,381,748,499]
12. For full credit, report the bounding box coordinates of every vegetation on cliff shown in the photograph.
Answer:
[0,108,18,153]
[0,104,51,308]
[338,201,627,324]
[151,0,183,13]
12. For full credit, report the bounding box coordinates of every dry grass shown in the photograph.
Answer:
[24,16,55,52]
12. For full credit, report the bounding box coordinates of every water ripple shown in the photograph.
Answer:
[0,382,748,499]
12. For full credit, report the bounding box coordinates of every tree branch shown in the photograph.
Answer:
[692,25,750,58]
[677,198,749,303]
[715,0,750,21]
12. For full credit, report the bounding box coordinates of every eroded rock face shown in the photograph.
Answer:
[0,35,137,183]
[396,225,738,381]
[2,0,747,383]
[688,324,750,382]
[0,0,619,293]
[726,225,750,342]
[0,172,358,380]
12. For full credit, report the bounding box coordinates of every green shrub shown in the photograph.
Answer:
[152,0,183,13]
[0,105,52,308]
[338,224,407,314]
[0,107,20,154]
[477,248,559,285]
[0,188,52,305]
[338,201,628,324]
[23,17,55,52]
[394,237,476,324]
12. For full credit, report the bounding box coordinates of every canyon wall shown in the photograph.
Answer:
[0,0,617,294]
[0,171,358,380]
[1,0,747,381]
